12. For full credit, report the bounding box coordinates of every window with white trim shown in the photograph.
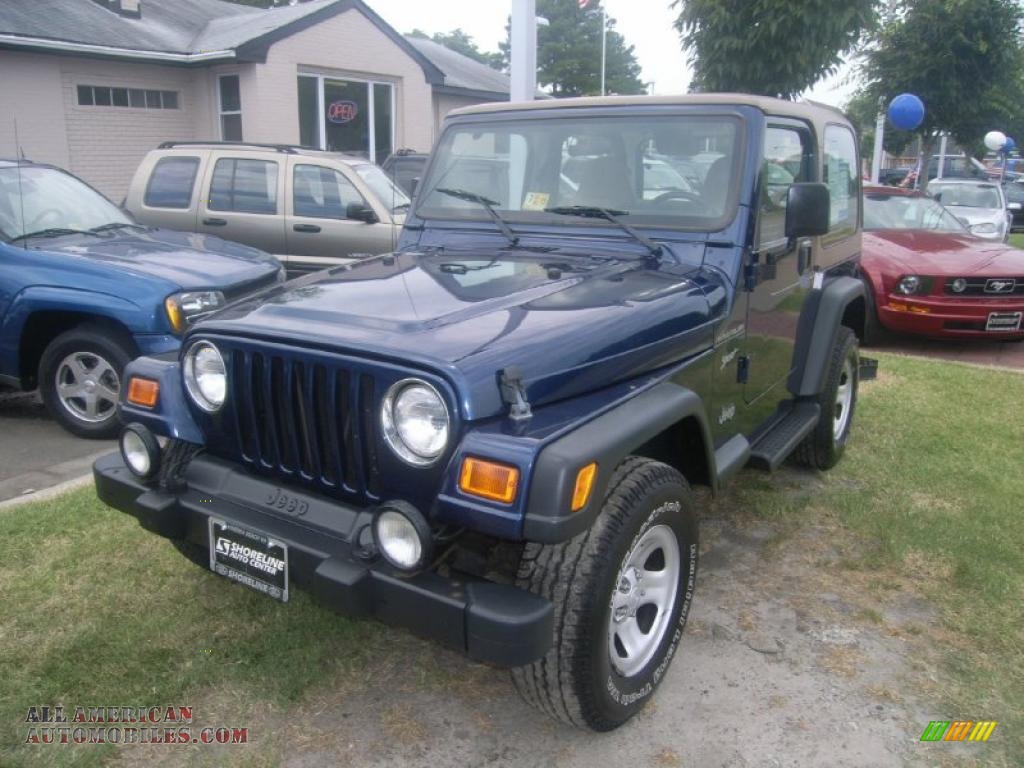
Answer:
[218,75,242,142]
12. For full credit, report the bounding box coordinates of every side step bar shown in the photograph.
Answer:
[747,401,820,471]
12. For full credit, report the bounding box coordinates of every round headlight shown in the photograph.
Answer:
[897,275,921,295]
[120,423,161,480]
[951,278,968,293]
[373,503,432,572]
[381,379,449,466]
[184,340,226,412]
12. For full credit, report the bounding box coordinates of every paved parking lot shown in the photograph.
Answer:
[0,390,113,503]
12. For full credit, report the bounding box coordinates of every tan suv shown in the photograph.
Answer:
[125,142,410,276]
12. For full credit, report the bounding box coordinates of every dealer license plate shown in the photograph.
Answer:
[209,519,289,602]
[986,312,1023,332]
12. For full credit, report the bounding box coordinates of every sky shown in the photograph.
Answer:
[367,0,859,108]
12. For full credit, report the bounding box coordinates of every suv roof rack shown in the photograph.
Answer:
[157,141,302,154]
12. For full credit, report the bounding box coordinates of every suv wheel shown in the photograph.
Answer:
[39,325,135,439]
[511,457,698,731]
[795,326,859,470]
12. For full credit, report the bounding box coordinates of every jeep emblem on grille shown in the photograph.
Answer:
[265,487,309,517]
[985,279,1016,293]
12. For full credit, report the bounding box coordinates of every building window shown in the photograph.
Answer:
[218,75,243,142]
[76,85,178,109]
[208,158,278,214]
[296,74,394,163]
[144,156,200,209]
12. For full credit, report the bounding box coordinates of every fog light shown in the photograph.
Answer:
[951,278,967,293]
[372,501,432,572]
[120,423,161,480]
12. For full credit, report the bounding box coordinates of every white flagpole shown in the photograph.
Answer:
[600,7,607,96]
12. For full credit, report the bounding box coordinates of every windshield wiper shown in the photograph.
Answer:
[89,222,147,233]
[435,187,519,247]
[9,227,99,244]
[545,205,663,259]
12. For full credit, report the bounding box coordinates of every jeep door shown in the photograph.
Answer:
[197,152,287,255]
[284,159,398,276]
[742,121,816,416]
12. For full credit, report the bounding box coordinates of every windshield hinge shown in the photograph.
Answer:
[499,367,532,421]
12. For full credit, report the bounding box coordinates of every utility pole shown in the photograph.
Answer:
[870,99,885,183]
[600,7,607,96]
[511,0,538,102]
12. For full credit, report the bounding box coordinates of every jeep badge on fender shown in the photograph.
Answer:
[95,94,874,732]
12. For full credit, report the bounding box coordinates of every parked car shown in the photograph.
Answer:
[0,158,283,438]
[861,184,1023,341]
[1002,180,1024,231]
[126,142,410,277]
[380,149,429,196]
[925,179,1010,241]
[96,94,874,731]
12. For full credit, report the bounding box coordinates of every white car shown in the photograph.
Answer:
[926,179,1011,241]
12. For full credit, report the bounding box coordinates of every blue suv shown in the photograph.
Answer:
[0,159,283,438]
[95,95,875,730]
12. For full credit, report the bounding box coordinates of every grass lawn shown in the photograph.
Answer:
[1009,232,1024,249]
[1,352,1022,766]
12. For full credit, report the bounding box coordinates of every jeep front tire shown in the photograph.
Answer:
[795,325,859,470]
[511,457,698,731]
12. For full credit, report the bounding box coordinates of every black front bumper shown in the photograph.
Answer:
[93,452,553,667]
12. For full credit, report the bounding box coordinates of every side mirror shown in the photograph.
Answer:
[346,202,379,224]
[785,182,830,238]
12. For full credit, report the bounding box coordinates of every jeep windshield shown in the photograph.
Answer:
[0,165,134,242]
[415,114,741,232]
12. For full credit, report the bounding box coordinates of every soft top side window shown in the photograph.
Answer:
[823,124,860,243]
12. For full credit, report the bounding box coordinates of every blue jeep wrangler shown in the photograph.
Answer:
[94,95,873,731]
[0,159,283,438]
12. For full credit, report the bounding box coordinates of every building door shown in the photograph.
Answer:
[298,76,394,163]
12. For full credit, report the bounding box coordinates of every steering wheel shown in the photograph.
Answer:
[26,208,64,230]
[652,188,699,204]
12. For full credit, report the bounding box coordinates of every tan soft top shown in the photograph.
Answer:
[449,93,851,132]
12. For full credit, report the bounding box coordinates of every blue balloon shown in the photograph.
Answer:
[888,93,925,131]
[1005,136,1016,152]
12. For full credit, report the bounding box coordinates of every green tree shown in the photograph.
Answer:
[859,0,1024,168]
[674,0,877,98]
[408,28,503,68]
[498,0,647,97]
[844,90,915,163]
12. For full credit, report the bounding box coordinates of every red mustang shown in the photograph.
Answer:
[861,185,1024,340]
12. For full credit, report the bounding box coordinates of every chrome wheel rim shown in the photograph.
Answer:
[55,352,120,424]
[833,358,855,440]
[607,523,680,678]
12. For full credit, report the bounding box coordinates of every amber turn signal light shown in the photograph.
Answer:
[459,457,519,504]
[127,377,160,408]
[571,462,598,512]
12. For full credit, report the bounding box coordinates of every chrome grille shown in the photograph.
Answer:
[944,277,1024,296]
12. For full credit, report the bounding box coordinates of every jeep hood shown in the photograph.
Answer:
[31,228,281,291]
[202,249,719,419]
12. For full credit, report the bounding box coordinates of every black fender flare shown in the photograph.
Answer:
[788,275,864,398]
[522,381,714,543]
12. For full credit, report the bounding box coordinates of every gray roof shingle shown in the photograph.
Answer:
[403,36,510,98]
[0,0,348,58]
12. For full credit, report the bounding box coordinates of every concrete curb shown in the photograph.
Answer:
[0,449,108,509]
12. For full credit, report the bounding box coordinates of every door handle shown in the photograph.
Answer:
[292,224,322,233]
[797,241,812,275]
[202,217,227,226]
